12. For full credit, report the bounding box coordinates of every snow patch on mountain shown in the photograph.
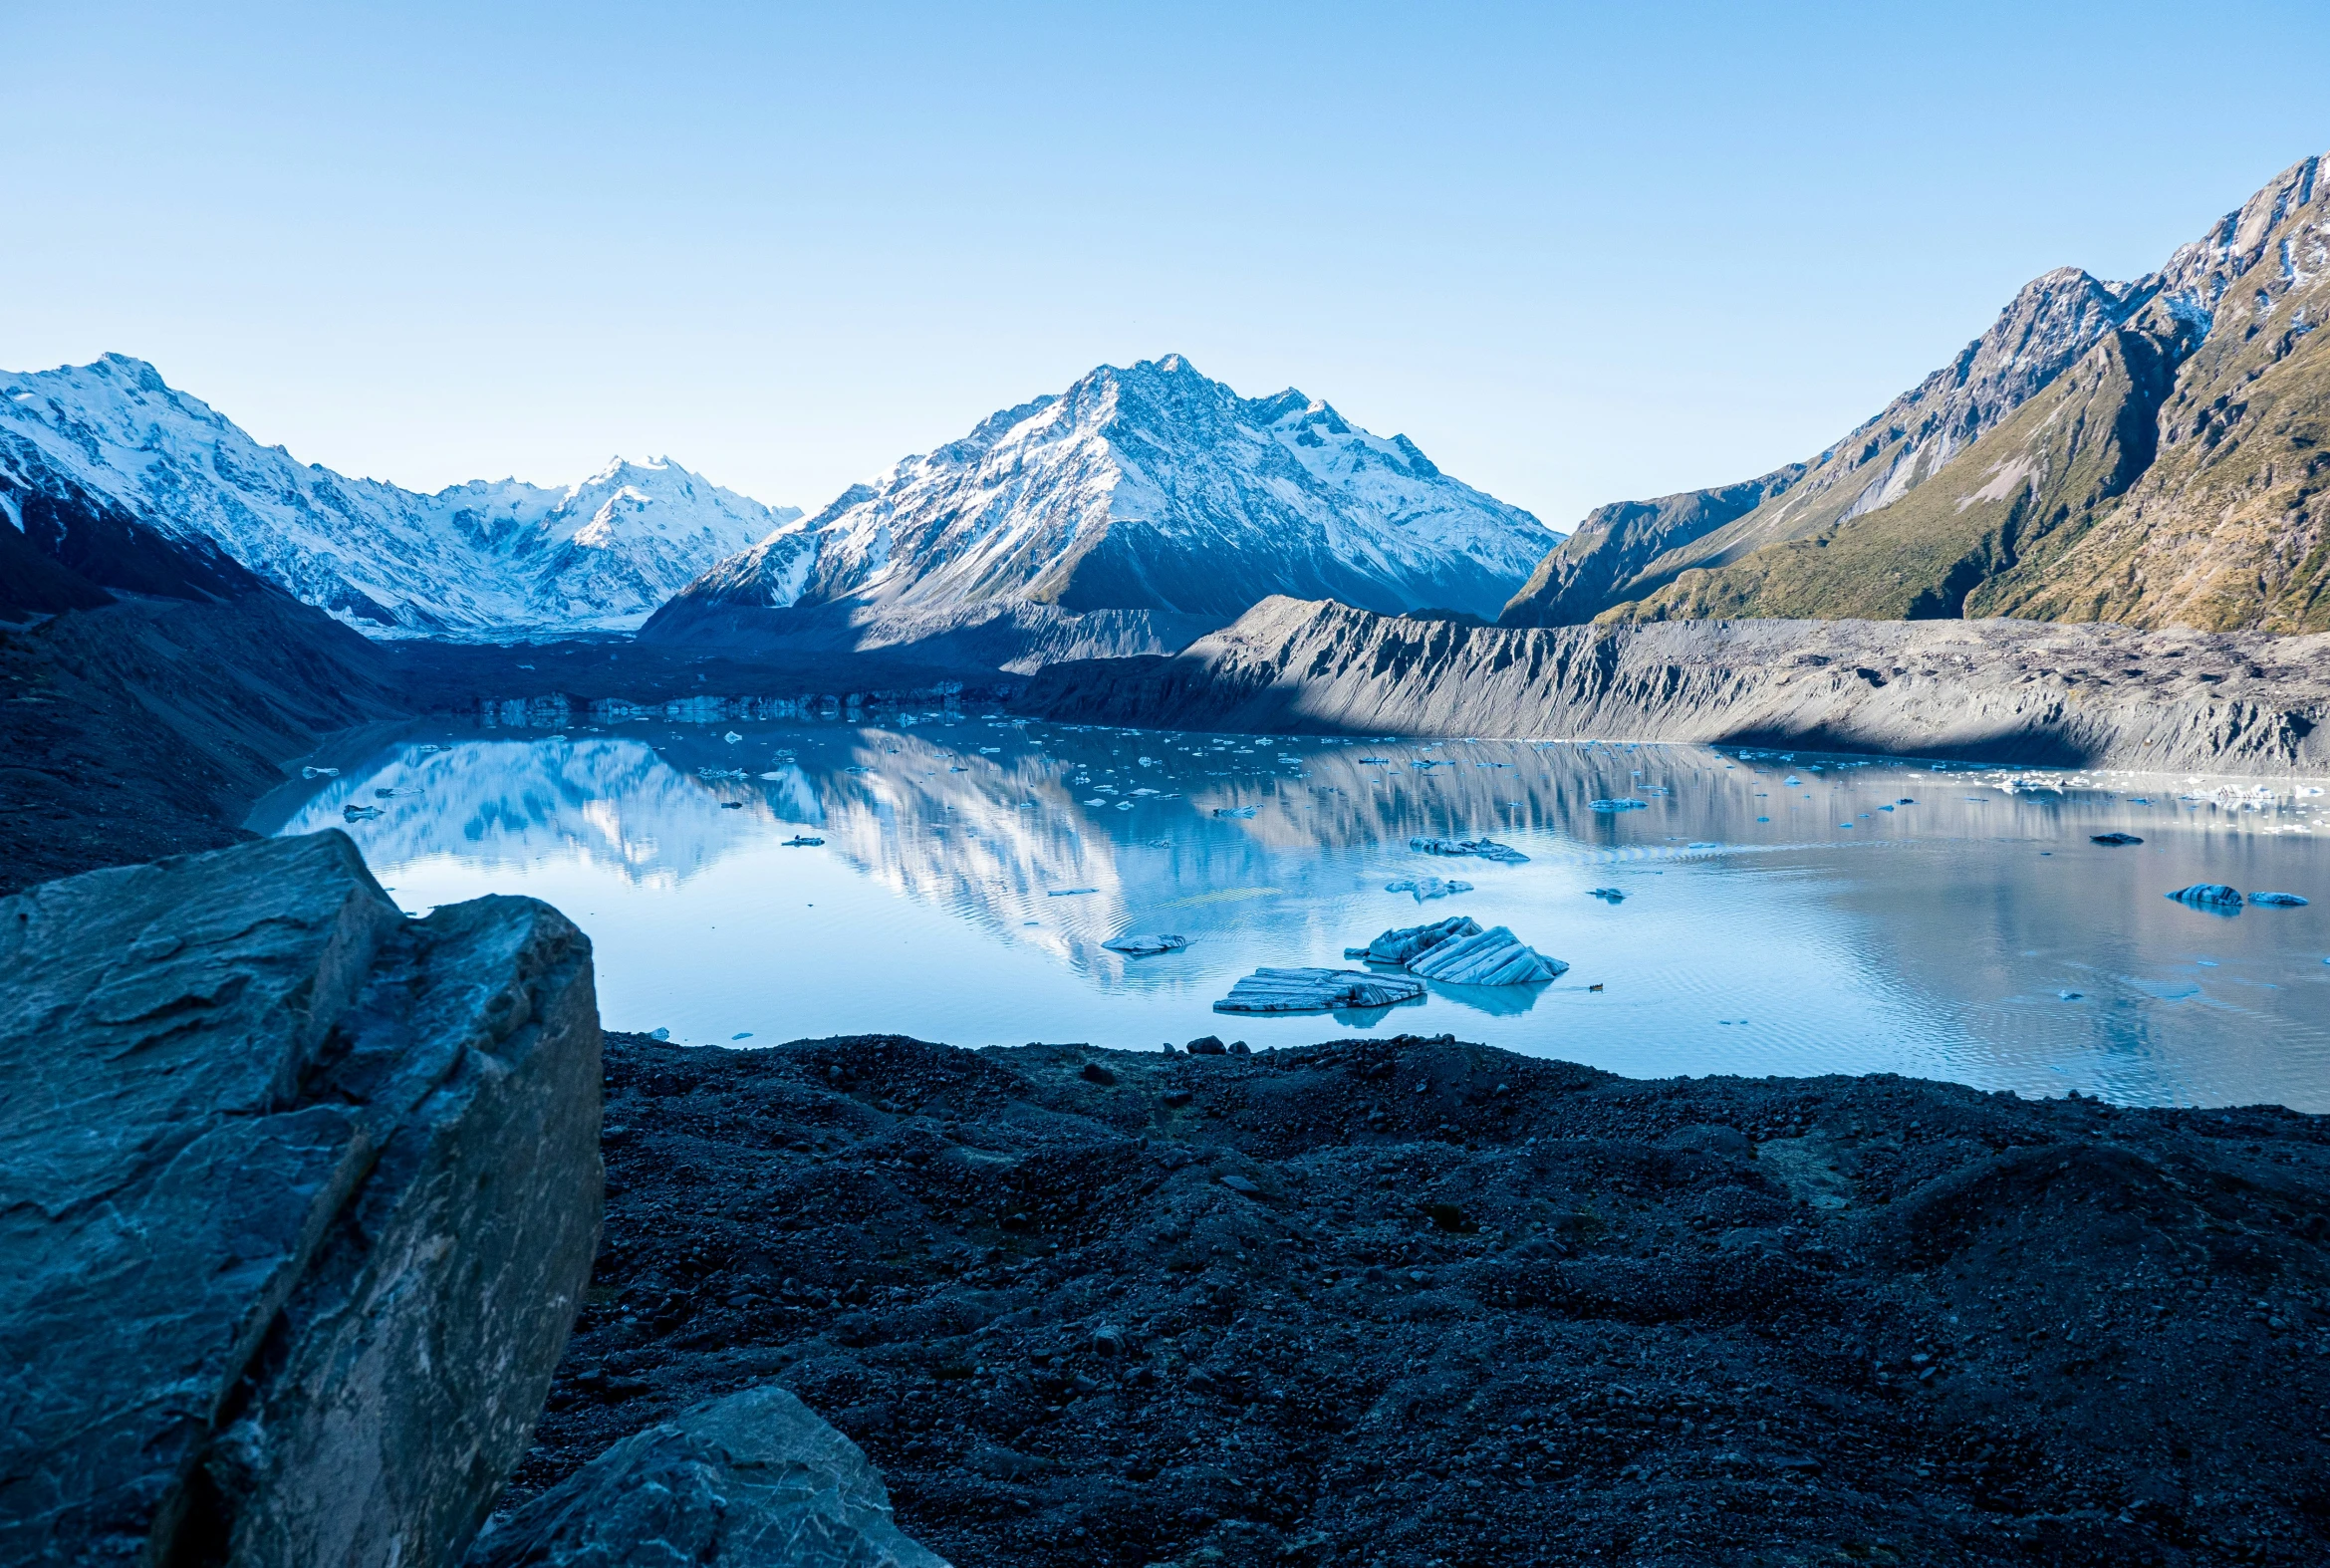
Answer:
[0,354,798,638]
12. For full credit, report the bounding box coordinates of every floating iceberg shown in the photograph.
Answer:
[1347,915,1478,967]
[1409,835,1529,864]
[781,835,824,847]
[1589,800,1647,813]
[342,803,382,822]
[2091,833,2144,846]
[1344,916,1566,985]
[1585,887,1625,904]
[1104,933,1189,956]
[2250,892,2310,907]
[2166,884,2243,909]
[1214,805,1259,819]
[1386,876,1473,901]
[1408,925,1567,984]
[302,766,340,779]
[1213,967,1424,1014]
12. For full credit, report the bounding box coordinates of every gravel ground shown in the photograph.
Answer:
[507,1031,2330,1567]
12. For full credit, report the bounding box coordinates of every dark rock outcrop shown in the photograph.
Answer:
[466,1385,946,1567]
[0,831,603,1567]
[1015,595,2330,772]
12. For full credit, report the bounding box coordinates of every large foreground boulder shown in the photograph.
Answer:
[466,1385,947,1567]
[0,830,603,1567]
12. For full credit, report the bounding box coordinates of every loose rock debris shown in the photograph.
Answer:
[508,1033,2330,1568]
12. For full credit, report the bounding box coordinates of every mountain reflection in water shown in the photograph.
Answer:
[262,717,2330,1111]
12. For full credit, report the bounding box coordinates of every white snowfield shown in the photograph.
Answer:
[675,354,1560,623]
[0,354,798,638]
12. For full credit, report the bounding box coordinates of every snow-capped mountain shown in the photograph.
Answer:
[654,355,1557,627]
[0,355,797,638]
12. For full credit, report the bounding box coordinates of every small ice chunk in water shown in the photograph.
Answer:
[723,731,741,743]
[1386,876,1472,901]
[2250,892,2310,907]
[2167,884,2244,910]
[1104,933,1189,956]
[1585,888,1626,904]
[1409,835,1529,863]
[302,766,340,779]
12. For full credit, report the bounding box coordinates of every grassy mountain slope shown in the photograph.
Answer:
[1514,151,2329,636]
[1610,326,2185,623]
[1491,475,1791,627]
[1500,267,2143,625]
[1981,271,2328,632]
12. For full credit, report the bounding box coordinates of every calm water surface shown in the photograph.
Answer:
[254,714,2330,1110]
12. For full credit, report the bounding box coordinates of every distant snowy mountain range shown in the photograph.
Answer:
[654,354,1555,632]
[0,354,797,637]
[2,351,1555,646]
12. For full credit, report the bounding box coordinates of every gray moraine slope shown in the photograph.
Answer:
[1017,597,2330,772]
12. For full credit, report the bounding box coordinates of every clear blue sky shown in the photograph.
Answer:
[5,1,2325,529]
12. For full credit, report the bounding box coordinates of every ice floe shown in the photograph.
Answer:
[1105,933,1189,956]
[1344,915,1566,985]
[1212,967,1425,1013]
[1409,835,1529,864]
[1386,876,1473,901]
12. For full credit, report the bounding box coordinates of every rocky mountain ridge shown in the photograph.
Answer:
[1503,151,2329,635]
[0,355,797,638]
[647,355,1558,643]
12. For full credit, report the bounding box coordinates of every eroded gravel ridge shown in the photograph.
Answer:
[1017,597,2330,773]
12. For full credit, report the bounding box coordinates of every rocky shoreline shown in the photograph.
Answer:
[1017,598,2330,775]
[511,1029,2330,1567]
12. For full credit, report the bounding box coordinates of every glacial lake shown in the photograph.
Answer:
[254,712,2330,1112]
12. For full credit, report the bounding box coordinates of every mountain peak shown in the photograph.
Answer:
[93,352,170,389]
[671,359,1552,623]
